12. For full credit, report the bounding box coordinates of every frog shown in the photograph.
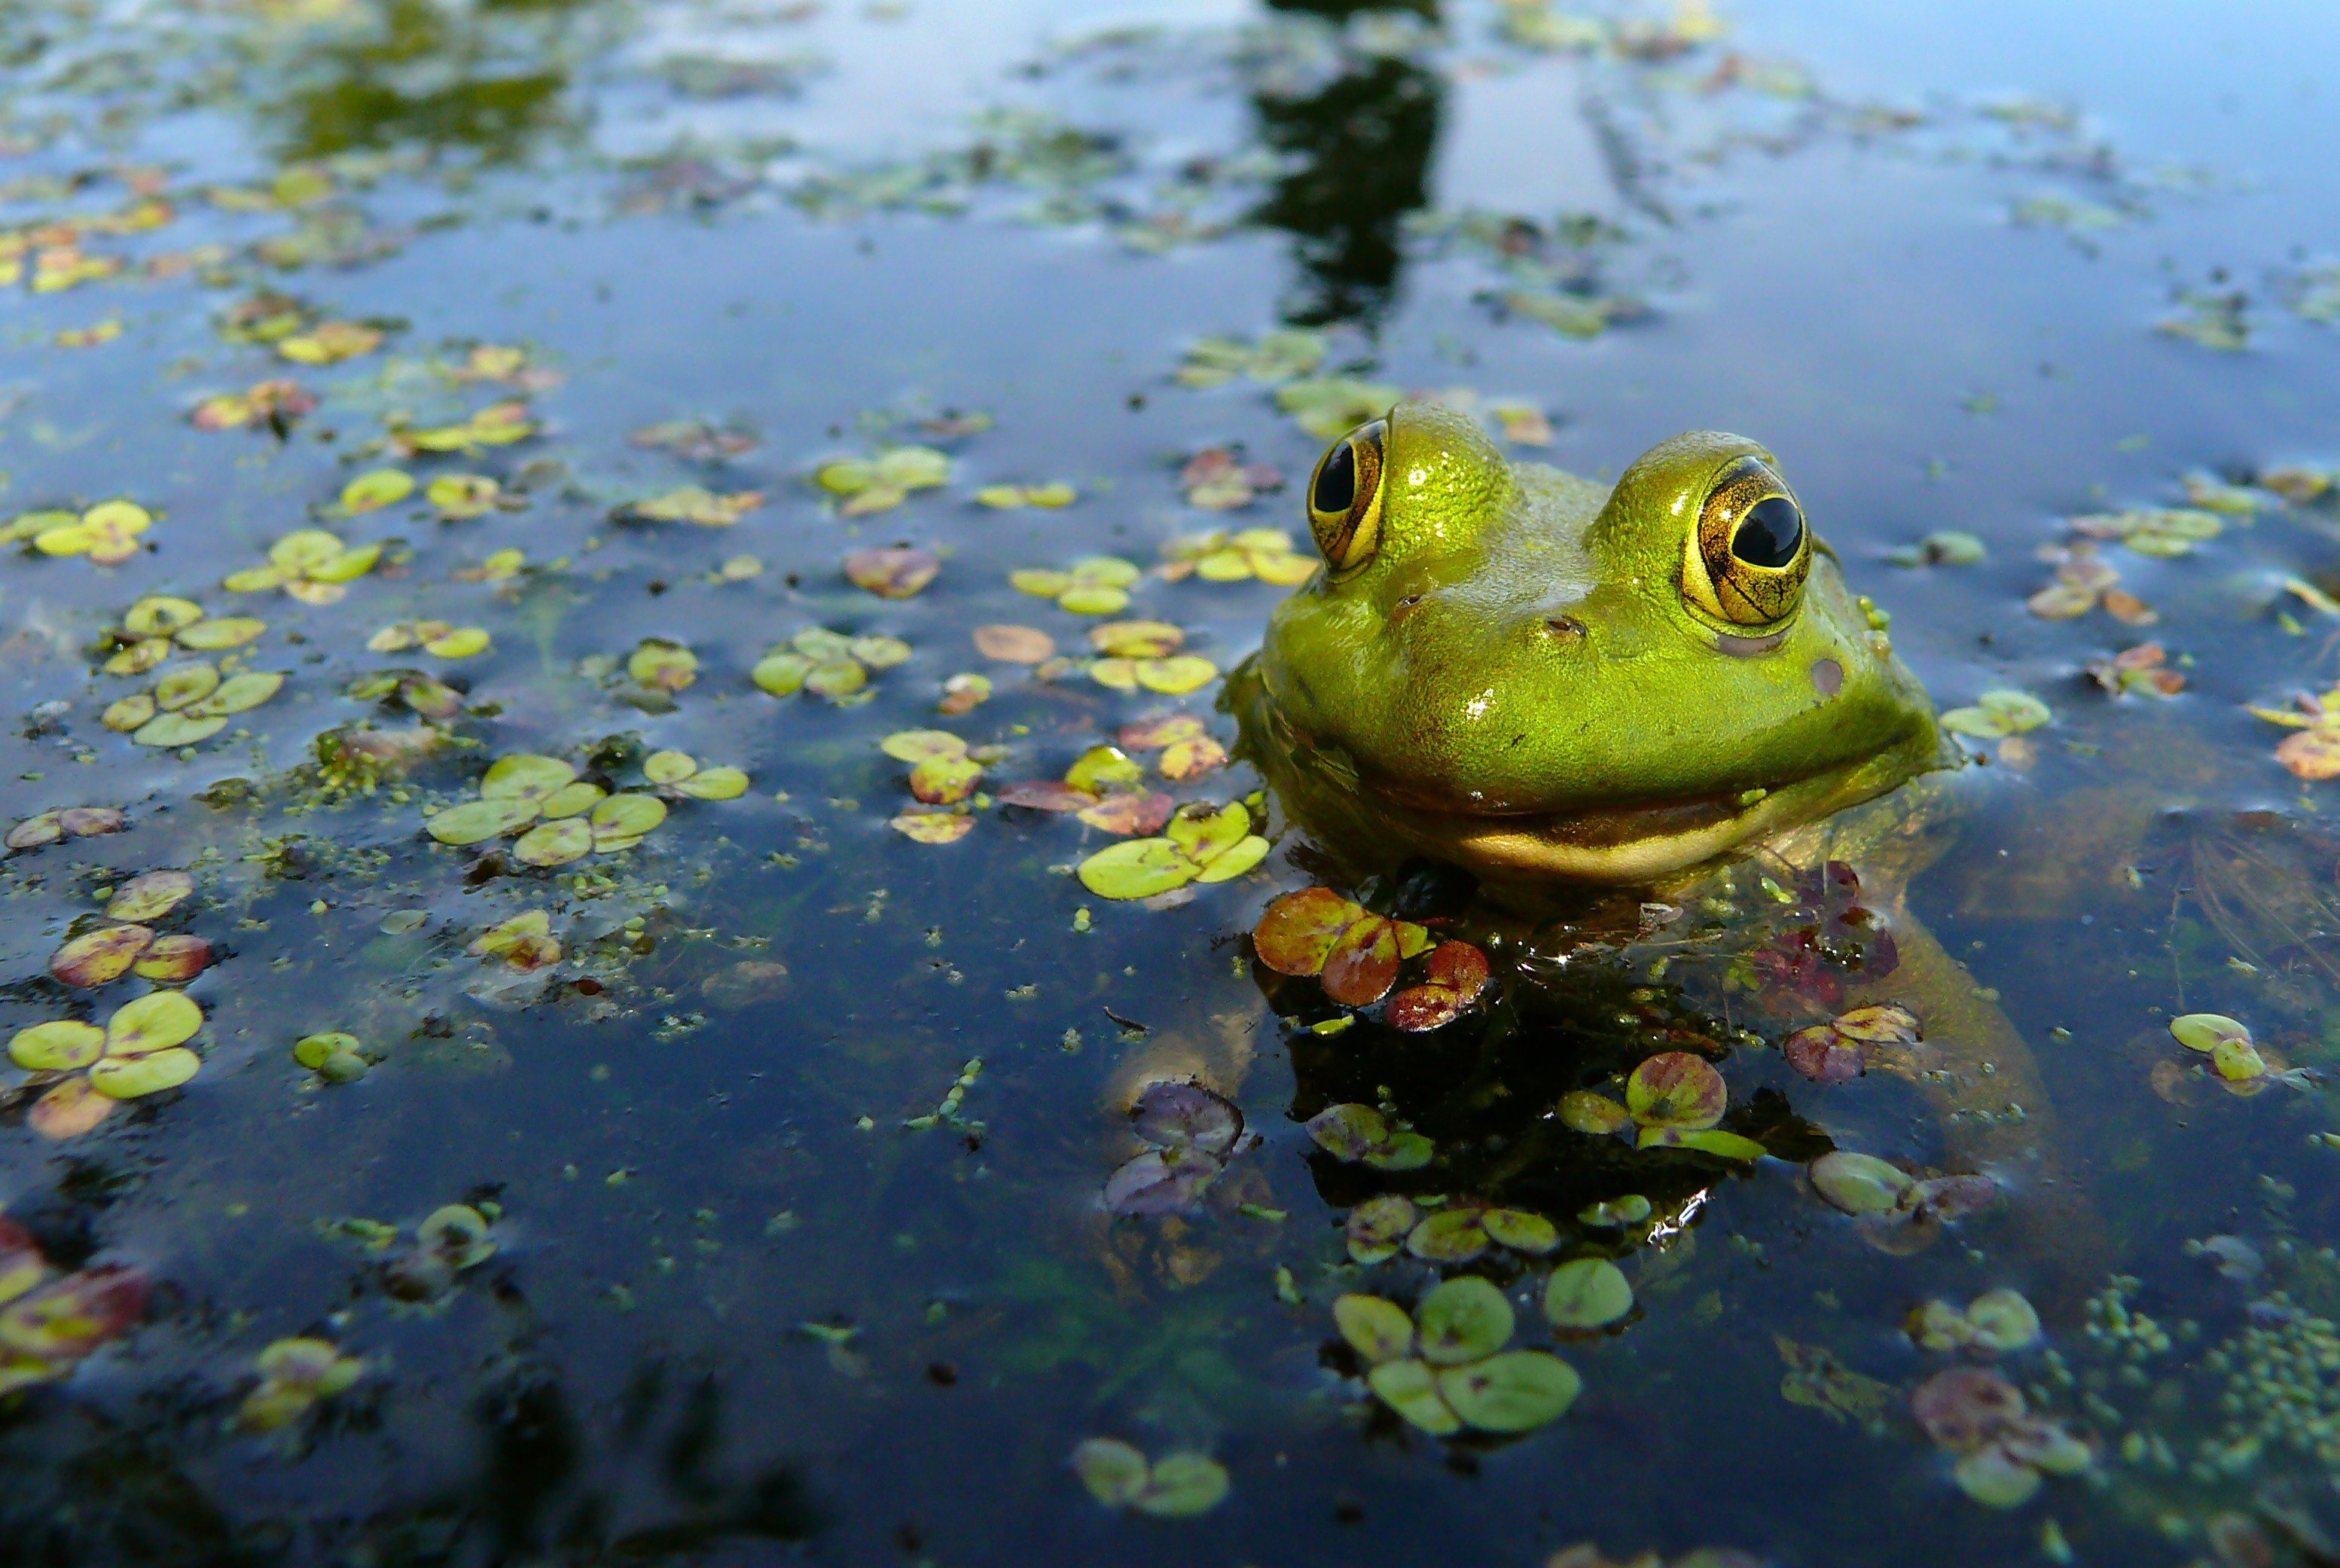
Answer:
[1213,400,2106,1289]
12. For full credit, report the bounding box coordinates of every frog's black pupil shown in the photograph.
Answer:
[1313,441,1356,516]
[1733,496,1803,568]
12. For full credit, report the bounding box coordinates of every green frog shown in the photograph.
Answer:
[1224,401,2104,1286]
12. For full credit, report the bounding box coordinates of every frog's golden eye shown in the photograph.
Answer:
[1682,455,1811,627]
[1307,419,1387,572]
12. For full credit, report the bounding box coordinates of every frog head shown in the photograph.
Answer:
[1245,400,1951,883]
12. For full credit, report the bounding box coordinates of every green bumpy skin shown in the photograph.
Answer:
[1243,401,1954,884]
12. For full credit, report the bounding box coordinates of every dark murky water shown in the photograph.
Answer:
[2,1,2339,1563]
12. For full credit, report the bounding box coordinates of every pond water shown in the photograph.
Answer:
[2,0,2338,1563]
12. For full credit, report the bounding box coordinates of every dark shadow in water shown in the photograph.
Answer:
[261,0,585,166]
[1251,0,1443,326]
[0,1299,819,1568]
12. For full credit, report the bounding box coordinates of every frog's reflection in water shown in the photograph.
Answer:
[1253,0,1444,325]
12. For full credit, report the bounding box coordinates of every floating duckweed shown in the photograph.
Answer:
[340,469,415,514]
[1252,887,1435,1005]
[813,446,950,516]
[468,911,561,971]
[8,990,203,1139]
[392,401,535,456]
[1304,1103,1433,1171]
[627,639,697,692]
[1347,1194,1419,1264]
[1565,1053,1765,1160]
[624,485,765,526]
[1939,690,2052,739]
[754,628,906,703]
[641,750,749,801]
[1070,1438,1229,1518]
[1075,801,1268,899]
[369,621,491,658]
[1578,1194,1652,1228]
[1276,377,1402,440]
[1159,526,1315,584]
[2069,507,2223,557]
[1010,556,1141,615]
[426,474,505,520]
[5,806,127,850]
[1544,1258,1634,1330]
[102,597,265,673]
[224,530,384,605]
[973,481,1075,508]
[191,380,315,432]
[847,550,945,603]
[294,1032,373,1083]
[1342,1279,1581,1435]
[277,320,382,364]
[1908,1289,2042,1353]
[1174,329,1325,387]
[105,869,194,923]
[11,500,154,565]
[1887,531,1987,567]
[237,1337,365,1432]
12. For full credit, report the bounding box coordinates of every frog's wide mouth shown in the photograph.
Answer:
[1229,657,1948,883]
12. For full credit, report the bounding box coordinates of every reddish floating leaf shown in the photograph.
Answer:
[1423,941,1489,1002]
[1320,916,1401,1007]
[1624,1051,1726,1131]
[131,933,213,983]
[0,1264,147,1362]
[844,547,940,599]
[1783,1024,1865,1083]
[49,925,155,987]
[1077,791,1174,837]
[1387,984,1466,1033]
[996,780,1094,813]
[1252,887,1360,978]
[1911,1365,2027,1452]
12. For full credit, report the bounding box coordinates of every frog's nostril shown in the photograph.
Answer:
[1545,615,1586,643]
[1390,593,1426,624]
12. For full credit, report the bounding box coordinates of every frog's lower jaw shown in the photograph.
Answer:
[1441,741,1943,886]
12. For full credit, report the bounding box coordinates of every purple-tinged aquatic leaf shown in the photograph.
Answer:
[1103,1147,1222,1216]
[1130,1081,1243,1158]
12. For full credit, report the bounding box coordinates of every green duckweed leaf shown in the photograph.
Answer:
[481,755,577,801]
[1480,1210,1558,1254]
[1130,1454,1230,1518]
[1333,1294,1414,1364]
[1625,1052,1727,1130]
[105,871,193,923]
[1071,1438,1149,1506]
[427,798,538,845]
[1368,1357,1462,1435]
[90,1045,199,1099]
[1433,1351,1581,1432]
[514,818,592,866]
[10,1020,105,1072]
[154,664,219,711]
[539,782,606,819]
[1809,1151,1914,1215]
[1557,1091,1632,1135]
[1543,1258,1633,1329]
[673,767,747,801]
[1076,837,1195,900]
[2171,1013,2250,1053]
[341,469,414,513]
[591,793,667,847]
[132,712,226,748]
[1416,1276,1514,1365]
[1406,1208,1490,1264]
[643,750,697,784]
[107,990,203,1055]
